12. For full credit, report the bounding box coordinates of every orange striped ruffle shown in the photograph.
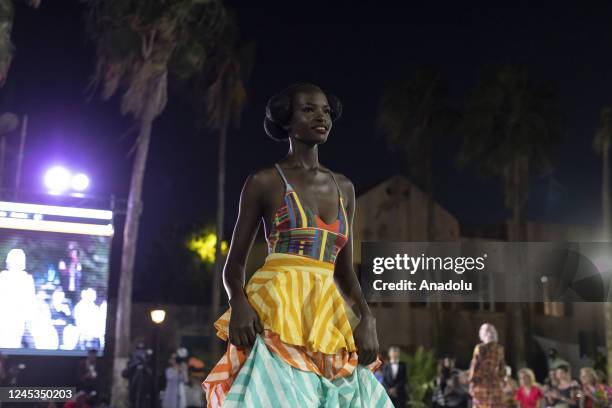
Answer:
[203,329,381,408]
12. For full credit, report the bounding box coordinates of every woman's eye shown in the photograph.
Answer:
[303,107,313,112]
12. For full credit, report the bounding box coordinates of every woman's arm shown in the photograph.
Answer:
[223,173,266,347]
[334,177,378,365]
[468,345,480,390]
[498,345,506,381]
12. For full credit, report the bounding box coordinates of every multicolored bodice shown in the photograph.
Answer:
[267,164,349,264]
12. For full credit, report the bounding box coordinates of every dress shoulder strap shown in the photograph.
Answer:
[274,163,291,191]
[327,170,343,202]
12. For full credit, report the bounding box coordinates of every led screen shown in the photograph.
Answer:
[0,201,113,356]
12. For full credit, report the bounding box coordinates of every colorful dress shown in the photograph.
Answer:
[468,342,505,408]
[203,164,393,408]
[515,385,543,408]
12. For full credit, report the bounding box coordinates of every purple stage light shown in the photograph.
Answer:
[44,166,71,193]
[71,173,90,192]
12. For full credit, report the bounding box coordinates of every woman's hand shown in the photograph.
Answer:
[228,294,264,348]
[353,313,379,365]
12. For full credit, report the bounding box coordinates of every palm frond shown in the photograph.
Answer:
[458,65,564,178]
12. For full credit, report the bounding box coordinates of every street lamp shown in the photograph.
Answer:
[43,166,90,196]
[150,310,166,324]
[150,309,165,408]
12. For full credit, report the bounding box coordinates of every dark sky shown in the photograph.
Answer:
[4,1,610,300]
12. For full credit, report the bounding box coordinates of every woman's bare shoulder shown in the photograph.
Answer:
[328,170,354,200]
[245,166,282,188]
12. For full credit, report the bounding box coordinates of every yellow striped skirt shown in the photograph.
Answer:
[214,252,358,355]
[204,253,382,406]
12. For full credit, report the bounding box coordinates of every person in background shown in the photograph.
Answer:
[514,368,542,408]
[374,353,385,384]
[123,342,153,408]
[457,370,473,407]
[545,364,579,408]
[444,374,471,408]
[468,323,506,408]
[433,358,454,408]
[62,390,91,408]
[594,370,612,404]
[184,364,206,408]
[78,349,99,396]
[73,289,100,350]
[162,348,189,408]
[382,345,407,408]
[58,245,82,303]
[0,248,36,348]
[577,367,608,408]
[50,289,73,347]
[503,366,518,408]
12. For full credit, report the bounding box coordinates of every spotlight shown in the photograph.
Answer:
[44,166,71,193]
[71,173,90,192]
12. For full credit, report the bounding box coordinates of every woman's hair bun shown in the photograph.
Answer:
[263,83,342,142]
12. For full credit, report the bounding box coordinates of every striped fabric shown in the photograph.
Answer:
[214,253,357,354]
[202,164,394,407]
[216,335,393,408]
[267,164,348,264]
[203,329,375,406]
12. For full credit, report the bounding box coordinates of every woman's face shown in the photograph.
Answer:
[479,324,494,342]
[287,89,332,145]
[555,368,568,382]
[519,372,531,387]
[580,369,594,385]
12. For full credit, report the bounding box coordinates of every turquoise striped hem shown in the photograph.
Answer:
[222,335,394,408]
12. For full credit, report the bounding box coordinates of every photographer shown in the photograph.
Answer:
[162,348,189,408]
[123,342,153,408]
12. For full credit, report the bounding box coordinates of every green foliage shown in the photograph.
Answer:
[401,346,437,408]
[140,222,222,304]
[377,68,456,187]
[0,0,40,86]
[81,0,226,120]
[195,10,255,133]
[457,65,565,179]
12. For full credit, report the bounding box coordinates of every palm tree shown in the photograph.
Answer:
[593,106,612,384]
[377,68,455,355]
[0,0,41,86]
[81,1,224,405]
[378,69,456,239]
[457,65,564,368]
[195,18,254,357]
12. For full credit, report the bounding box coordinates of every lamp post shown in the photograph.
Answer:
[150,309,166,408]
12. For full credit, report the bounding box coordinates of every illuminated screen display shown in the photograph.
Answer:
[0,201,113,356]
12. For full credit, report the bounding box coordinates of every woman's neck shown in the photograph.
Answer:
[286,138,319,170]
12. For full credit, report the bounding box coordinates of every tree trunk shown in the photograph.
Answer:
[0,135,5,192]
[210,98,230,359]
[14,114,26,200]
[505,157,528,369]
[111,113,154,408]
[423,149,444,355]
[0,0,14,86]
[601,138,612,385]
[603,139,610,242]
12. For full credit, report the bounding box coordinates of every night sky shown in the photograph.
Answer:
[3,1,610,300]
